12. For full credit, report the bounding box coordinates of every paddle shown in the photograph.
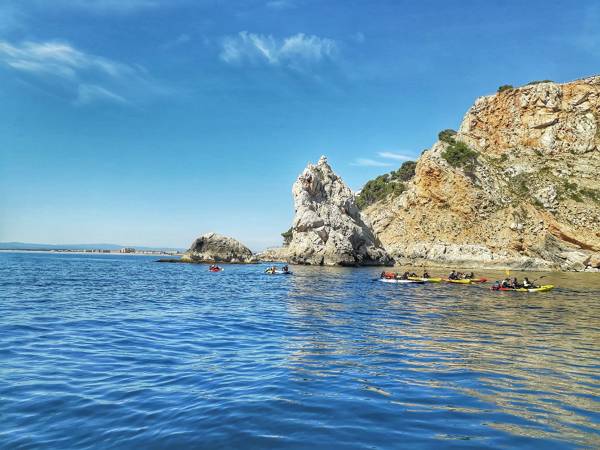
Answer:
[530,275,547,287]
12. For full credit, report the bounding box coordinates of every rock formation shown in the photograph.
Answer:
[181,232,256,263]
[285,156,392,266]
[363,76,600,271]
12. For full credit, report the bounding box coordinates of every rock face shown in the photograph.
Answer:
[181,232,256,263]
[286,156,392,266]
[364,76,600,271]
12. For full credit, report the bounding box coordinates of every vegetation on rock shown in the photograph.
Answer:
[438,129,457,144]
[526,79,553,85]
[441,141,478,168]
[497,84,513,93]
[281,227,293,246]
[356,160,417,209]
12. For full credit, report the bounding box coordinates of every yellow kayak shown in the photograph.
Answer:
[514,285,554,293]
[443,278,472,284]
[408,277,442,283]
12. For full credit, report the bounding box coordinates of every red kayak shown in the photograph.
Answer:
[209,267,223,272]
[468,278,488,283]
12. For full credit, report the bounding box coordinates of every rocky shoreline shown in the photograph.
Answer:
[162,76,600,272]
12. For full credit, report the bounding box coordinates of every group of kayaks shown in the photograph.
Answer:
[207,265,554,293]
[378,271,554,293]
[207,265,293,275]
[379,276,487,285]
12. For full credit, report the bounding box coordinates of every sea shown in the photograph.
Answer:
[1,251,599,449]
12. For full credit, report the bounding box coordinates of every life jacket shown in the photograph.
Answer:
[383,272,396,279]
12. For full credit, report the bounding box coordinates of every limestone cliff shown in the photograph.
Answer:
[364,76,600,271]
[286,156,392,266]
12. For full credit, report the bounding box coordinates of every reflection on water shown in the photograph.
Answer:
[0,253,598,449]
[283,265,600,447]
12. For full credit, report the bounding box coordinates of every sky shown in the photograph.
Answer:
[0,0,598,250]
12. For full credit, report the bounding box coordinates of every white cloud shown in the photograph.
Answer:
[0,39,161,105]
[378,151,414,161]
[351,158,393,168]
[76,84,128,105]
[220,31,337,68]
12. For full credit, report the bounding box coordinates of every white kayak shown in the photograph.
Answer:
[378,278,424,284]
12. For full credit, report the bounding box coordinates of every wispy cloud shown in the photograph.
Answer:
[220,31,337,69]
[351,158,393,168]
[0,39,164,105]
[378,151,413,161]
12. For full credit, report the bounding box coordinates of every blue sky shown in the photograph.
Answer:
[0,0,598,250]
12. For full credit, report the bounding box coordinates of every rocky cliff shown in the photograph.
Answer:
[364,76,600,271]
[285,156,392,266]
[182,232,257,263]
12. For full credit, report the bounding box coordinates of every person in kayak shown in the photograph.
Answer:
[282,265,289,273]
[422,271,430,279]
[409,271,418,278]
[464,272,475,279]
[400,271,410,280]
[448,270,458,280]
[523,277,536,288]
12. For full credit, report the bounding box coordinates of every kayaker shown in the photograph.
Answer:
[422,271,430,279]
[282,265,289,273]
[409,272,418,278]
[465,272,475,279]
[501,278,510,288]
[448,270,458,280]
[522,277,536,288]
[400,271,410,280]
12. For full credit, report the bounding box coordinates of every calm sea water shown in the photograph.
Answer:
[1,252,599,449]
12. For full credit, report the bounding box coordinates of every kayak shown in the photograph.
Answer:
[492,284,554,293]
[468,278,488,283]
[408,277,442,283]
[443,278,472,284]
[209,268,223,272]
[265,270,292,275]
[379,278,424,284]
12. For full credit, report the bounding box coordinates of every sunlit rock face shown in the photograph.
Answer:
[364,76,600,271]
[286,156,392,266]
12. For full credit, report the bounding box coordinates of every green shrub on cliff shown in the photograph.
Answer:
[438,129,457,144]
[497,84,513,93]
[390,161,417,181]
[281,227,293,245]
[526,79,553,85]
[356,175,406,209]
[356,160,417,209]
[441,141,478,168]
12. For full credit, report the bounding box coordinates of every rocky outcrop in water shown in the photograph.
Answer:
[181,232,256,263]
[363,76,600,271]
[285,156,392,266]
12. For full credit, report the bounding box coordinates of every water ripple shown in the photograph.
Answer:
[1,252,599,449]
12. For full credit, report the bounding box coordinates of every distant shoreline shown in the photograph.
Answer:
[0,249,183,256]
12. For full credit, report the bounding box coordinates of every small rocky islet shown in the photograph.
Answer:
[162,76,600,272]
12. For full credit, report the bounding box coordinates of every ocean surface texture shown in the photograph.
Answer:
[1,252,599,449]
